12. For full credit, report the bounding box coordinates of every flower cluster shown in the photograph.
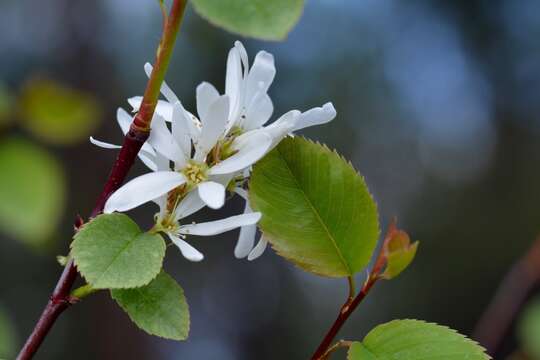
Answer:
[91,41,336,262]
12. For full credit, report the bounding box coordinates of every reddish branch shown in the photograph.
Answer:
[16,1,187,359]
[310,276,378,360]
[473,235,540,356]
[310,220,408,360]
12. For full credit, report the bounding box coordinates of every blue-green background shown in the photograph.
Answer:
[1,0,539,358]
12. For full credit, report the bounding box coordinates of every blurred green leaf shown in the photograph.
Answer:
[71,214,165,289]
[0,84,14,128]
[191,0,304,41]
[111,271,190,340]
[518,297,540,359]
[348,319,490,360]
[0,137,65,248]
[0,306,16,359]
[18,78,101,145]
[249,137,379,277]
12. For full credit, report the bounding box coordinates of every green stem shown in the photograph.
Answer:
[131,0,188,132]
[70,284,98,300]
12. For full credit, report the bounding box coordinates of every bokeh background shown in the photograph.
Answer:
[1,0,540,359]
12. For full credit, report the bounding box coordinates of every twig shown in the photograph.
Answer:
[310,220,404,360]
[16,2,187,359]
[310,275,379,360]
[473,235,540,356]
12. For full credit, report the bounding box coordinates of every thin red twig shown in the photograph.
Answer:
[310,276,378,360]
[16,2,187,359]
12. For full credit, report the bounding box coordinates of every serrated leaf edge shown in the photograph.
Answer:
[111,273,191,341]
[250,136,381,278]
[363,319,492,360]
[71,214,165,290]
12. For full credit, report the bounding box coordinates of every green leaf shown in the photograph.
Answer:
[18,77,101,145]
[71,213,166,289]
[0,306,16,359]
[518,297,540,358]
[249,137,379,277]
[380,224,418,280]
[191,0,304,41]
[348,319,491,360]
[0,137,65,248]
[348,342,376,360]
[383,242,418,279]
[111,271,190,340]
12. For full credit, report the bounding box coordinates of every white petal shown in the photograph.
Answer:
[194,95,230,161]
[173,101,200,156]
[171,102,191,168]
[90,136,158,171]
[179,212,261,236]
[225,46,243,104]
[234,187,248,200]
[152,152,171,171]
[117,108,132,134]
[209,173,236,190]
[197,181,225,209]
[117,107,157,156]
[234,41,249,72]
[90,137,120,149]
[244,93,273,130]
[246,51,275,103]
[264,110,300,147]
[248,237,268,261]
[144,63,179,103]
[174,190,206,221]
[196,82,220,121]
[293,102,337,132]
[147,114,184,163]
[209,131,272,175]
[234,200,256,258]
[167,233,204,262]
[235,224,256,259]
[153,194,168,220]
[104,171,186,213]
[138,153,158,172]
[128,97,173,121]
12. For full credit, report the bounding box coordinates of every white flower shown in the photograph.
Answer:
[94,40,337,262]
[95,65,272,213]
[221,41,337,144]
[152,189,261,262]
[95,140,262,262]
[198,41,337,260]
[233,188,269,261]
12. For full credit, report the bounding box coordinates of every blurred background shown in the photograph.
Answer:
[1,0,540,358]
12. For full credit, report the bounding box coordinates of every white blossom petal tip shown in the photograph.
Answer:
[197,181,226,209]
[196,82,220,121]
[293,103,337,132]
[235,223,256,259]
[248,237,268,261]
[127,96,143,112]
[144,62,153,76]
[104,171,186,214]
[179,212,261,237]
[89,137,120,149]
[168,233,204,262]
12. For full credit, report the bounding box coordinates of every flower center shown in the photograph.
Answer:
[182,161,208,185]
